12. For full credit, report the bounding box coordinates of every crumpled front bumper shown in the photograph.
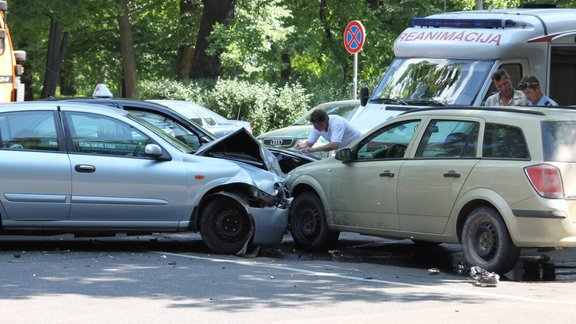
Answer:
[250,205,289,245]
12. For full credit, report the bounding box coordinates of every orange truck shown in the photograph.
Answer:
[0,0,25,102]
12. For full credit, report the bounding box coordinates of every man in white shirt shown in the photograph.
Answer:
[294,109,362,153]
[484,69,528,106]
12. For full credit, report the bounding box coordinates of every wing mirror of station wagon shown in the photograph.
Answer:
[335,148,353,163]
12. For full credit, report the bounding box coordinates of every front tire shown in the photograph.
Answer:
[289,192,339,251]
[200,197,252,254]
[461,206,520,274]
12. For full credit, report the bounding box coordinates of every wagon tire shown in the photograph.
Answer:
[289,192,339,251]
[461,206,520,274]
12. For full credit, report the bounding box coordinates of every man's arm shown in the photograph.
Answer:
[294,128,321,150]
[302,141,339,153]
[293,140,313,150]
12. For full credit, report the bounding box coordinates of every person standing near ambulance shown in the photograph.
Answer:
[294,109,362,154]
[518,75,558,107]
[484,69,528,106]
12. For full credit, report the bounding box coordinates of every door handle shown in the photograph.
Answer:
[379,170,395,177]
[74,164,96,173]
[443,170,460,178]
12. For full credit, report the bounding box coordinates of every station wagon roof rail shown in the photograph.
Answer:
[399,106,553,116]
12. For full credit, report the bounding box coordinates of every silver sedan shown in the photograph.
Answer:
[0,101,289,254]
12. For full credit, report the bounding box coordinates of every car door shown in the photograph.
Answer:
[63,111,188,224]
[397,118,481,234]
[0,110,71,221]
[330,119,422,230]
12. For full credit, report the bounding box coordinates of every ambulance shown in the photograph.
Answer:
[354,7,576,132]
[0,0,25,102]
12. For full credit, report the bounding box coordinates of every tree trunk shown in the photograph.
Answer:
[189,0,235,79]
[59,56,77,96]
[176,0,198,80]
[41,16,68,99]
[117,0,138,98]
[319,0,348,83]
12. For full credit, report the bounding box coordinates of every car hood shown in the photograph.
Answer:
[257,125,312,139]
[196,128,315,176]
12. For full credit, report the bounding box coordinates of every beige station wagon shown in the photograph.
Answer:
[286,106,576,274]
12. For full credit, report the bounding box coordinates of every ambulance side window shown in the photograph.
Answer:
[483,64,523,102]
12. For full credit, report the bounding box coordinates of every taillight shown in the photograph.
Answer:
[524,164,564,199]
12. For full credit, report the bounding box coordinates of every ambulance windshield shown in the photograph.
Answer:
[371,58,493,105]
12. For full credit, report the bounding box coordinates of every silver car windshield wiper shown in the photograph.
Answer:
[370,98,408,105]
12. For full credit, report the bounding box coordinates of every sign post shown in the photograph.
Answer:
[343,20,365,99]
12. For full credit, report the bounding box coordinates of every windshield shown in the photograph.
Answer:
[126,113,194,154]
[371,58,493,105]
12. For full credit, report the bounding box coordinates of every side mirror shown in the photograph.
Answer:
[335,148,353,163]
[145,144,171,160]
[360,87,370,107]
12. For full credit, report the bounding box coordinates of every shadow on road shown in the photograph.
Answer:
[1,233,575,282]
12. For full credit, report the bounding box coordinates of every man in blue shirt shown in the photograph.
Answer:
[518,75,558,107]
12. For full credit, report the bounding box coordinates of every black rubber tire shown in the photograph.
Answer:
[289,192,339,251]
[199,197,252,254]
[461,206,520,274]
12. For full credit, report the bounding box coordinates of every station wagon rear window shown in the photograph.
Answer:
[542,121,576,162]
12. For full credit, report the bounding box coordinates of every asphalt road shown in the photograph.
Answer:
[1,233,576,323]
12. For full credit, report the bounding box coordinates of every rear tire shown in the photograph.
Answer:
[200,197,252,254]
[461,206,520,274]
[289,192,339,251]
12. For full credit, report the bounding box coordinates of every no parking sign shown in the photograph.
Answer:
[344,20,365,54]
[343,20,365,99]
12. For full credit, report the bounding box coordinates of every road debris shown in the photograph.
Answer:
[470,266,499,287]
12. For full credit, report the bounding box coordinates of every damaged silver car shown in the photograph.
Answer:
[0,101,290,254]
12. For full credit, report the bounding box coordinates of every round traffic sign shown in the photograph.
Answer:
[343,20,365,54]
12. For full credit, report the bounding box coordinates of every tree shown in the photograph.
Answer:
[190,0,236,79]
[208,0,294,82]
[41,16,68,99]
[176,0,201,80]
[117,0,138,98]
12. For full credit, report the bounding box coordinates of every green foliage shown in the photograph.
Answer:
[139,78,212,103]
[203,79,310,136]
[9,0,192,98]
[9,0,122,97]
[9,0,570,104]
[483,0,522,8]
[209,0,294,82]
[139,78,311,136]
